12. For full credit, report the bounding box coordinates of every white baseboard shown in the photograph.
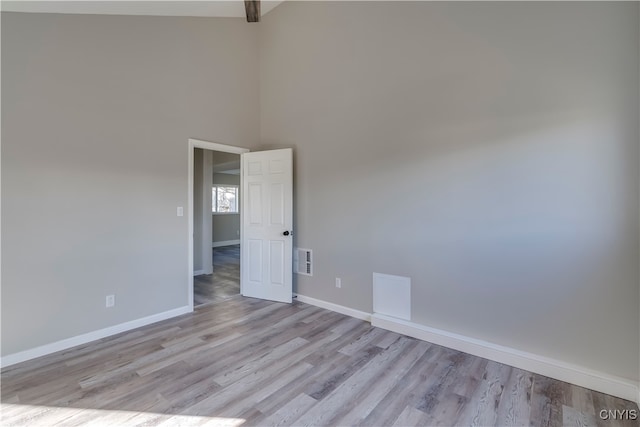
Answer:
[371,313,639,404]
[193,269,205,276]
[290,291,640,405]
[212,240,240,248]
[1,305,192,368]
[295,294,371,322]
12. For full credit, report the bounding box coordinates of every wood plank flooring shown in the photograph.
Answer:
[1,295,638,426]
[194,245,240,306]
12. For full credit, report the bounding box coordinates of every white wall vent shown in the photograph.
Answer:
[294,248,313,276]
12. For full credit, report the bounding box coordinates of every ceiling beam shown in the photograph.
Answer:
[244,0,260,23]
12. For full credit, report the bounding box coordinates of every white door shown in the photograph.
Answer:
[241,148,293,303]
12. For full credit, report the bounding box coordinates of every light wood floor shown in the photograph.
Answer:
[194,245,241,306]
[1,295,637,426]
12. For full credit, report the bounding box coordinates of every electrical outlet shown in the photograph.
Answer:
[106,294,115,308]
[335,278,342,288]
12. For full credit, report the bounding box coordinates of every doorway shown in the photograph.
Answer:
[193,149,242,306]
[188,139,249,310]
[188,139,294,309]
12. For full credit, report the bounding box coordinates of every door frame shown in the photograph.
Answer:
[187,138,249,311]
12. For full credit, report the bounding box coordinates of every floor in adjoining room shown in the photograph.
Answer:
[1,294,638,427]
[194,244,240,306]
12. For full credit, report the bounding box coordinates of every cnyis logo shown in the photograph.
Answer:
[599,409,638,420]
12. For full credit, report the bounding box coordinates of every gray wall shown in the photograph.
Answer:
[213,172,240,186]
[260,2,639,381]
[1,12,259,356]
[194,149,204,270]
[194,149,213,272]
[212,215,240,244]
[212,173,240,244]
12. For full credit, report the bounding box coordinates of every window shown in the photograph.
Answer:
[212,185,238,213]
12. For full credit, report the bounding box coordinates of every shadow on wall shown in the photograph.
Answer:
[370,111,636,357]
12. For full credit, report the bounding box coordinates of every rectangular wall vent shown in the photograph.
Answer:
[373,273,411,321]
[294,248,313,276]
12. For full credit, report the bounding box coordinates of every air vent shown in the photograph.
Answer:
[294,248,313,276]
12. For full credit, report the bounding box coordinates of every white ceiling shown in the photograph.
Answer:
[1,1,285,18]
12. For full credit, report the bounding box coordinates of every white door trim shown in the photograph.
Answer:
[187,138,249,311]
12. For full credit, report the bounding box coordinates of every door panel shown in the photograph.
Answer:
[269,240,285,286]
[270,183,284,226]
[241,148,293,303]
[248,239,263,284]
[248,183,263,225]
[248,160,262,176]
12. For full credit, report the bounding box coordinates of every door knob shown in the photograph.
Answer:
[283,231,291,236]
